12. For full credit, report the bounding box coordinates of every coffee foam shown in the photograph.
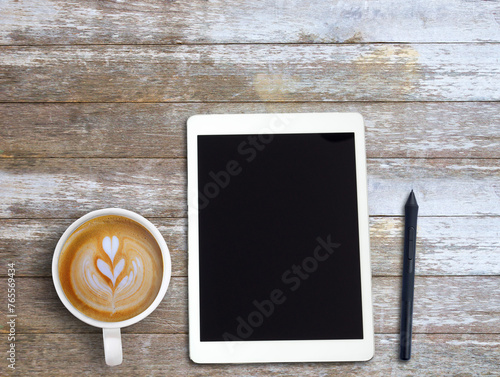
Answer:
[58,216,163,322]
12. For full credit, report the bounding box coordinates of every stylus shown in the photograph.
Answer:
[400,190,418,361]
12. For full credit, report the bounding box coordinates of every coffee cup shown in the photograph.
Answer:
[52,208,171,366]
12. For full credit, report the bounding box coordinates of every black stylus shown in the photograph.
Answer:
[400,190,418,360]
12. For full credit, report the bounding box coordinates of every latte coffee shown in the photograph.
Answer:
[58,215,164,322]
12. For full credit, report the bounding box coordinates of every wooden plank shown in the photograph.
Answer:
[0,218,187,277]
[0,158,186,218]
[1,102,499,159]
[12,333,500,375]
[370,216,500,276]
[1,217,498,277]
[2,0,499,45]
[2,276,499,335]
[1,158,498,219]
[0,44,499,102]
[367,158,500,217]
[0,157,497,217]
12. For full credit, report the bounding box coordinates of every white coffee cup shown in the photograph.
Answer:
[52,208,172,366]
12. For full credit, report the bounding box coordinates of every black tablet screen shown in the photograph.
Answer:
[197,132,363,341]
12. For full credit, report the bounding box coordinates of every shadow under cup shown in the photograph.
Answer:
[52,208,171,366]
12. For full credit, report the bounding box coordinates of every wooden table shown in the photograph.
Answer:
[1,1,499,375]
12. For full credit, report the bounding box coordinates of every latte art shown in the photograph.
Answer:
[76,236,146,313]
[58,216,163,322]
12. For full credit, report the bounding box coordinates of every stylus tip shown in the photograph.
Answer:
[406,190,418,207]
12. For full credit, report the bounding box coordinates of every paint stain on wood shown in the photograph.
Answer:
[344,32,363,43]
[252,73,302,101]
[353,45,422,98]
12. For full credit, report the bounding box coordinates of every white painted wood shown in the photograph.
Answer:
[1,158,497,218]
[0,102,499,158]
[1,216,498,277]
[0,44,499,102]
[1,0,499,45]
[6,276,499,335]
[15,333,500,375]
[1,0,498,372]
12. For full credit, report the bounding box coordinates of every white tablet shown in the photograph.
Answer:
[187,113,374,363]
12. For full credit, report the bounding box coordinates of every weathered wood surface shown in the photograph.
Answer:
[1,102,499,159]
[0,158,186,218]
[8,334,499,376]
[1,44,499,102]
[1,216,499,278]
[0,158,498,219]
[1,0,499,374]
[0,218,186,277]
[2,0,500,45]
[1,276,498,335]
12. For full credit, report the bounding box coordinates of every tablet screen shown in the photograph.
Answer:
[197,132,363,342]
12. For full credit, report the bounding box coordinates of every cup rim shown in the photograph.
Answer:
[52,208,172,329]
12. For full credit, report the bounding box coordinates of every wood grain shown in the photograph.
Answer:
[2,0,500,45]
[0,158,186,218]
[1,102,499,158]
[1,158,498,219]
[370,216,500,276]
[2,276,498,336]
[1,0,498,373]
[0,218,187,277]
[1,44,499,102]
[10,334,499,376]
[1,217,498,278]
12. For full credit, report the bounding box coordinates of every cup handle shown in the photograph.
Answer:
[103,328,123,366]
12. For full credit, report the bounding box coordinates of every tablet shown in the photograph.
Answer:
[187,113,374,363]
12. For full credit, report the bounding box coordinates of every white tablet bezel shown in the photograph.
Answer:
[187,113,373,363]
